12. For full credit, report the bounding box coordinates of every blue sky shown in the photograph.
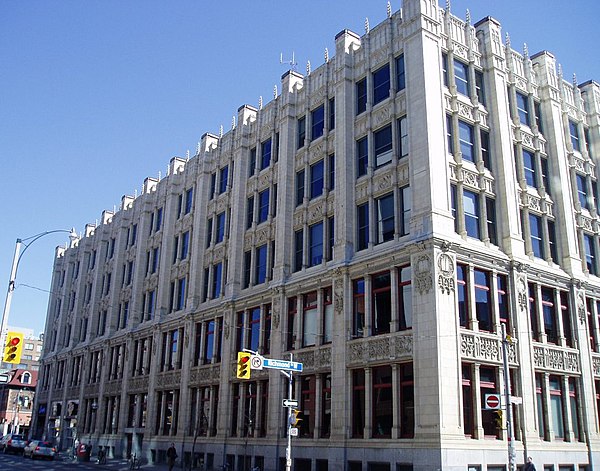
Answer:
[1,0,599,336]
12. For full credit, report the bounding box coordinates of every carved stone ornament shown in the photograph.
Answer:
[334,285,344,315]
[224,320,230,340]
[412,253,433,295]
[517,275,528,312]
[576,289,586,325]
[436,252,455,294]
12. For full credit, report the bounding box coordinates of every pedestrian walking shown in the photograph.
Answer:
[524,456,536,471]
[167,442,178,471]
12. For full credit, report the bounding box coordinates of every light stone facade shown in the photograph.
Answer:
[33,1,600,470]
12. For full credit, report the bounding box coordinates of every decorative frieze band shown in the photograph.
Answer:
[460,332,518,365]
[592,354,600,377]
[347,334,412,366]
[532,344,580,374]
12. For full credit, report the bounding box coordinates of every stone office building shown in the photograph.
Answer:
[33,1,600,470]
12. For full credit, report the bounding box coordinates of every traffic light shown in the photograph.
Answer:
[494,409,504,430]
[237,352,251,379]
[4,332,24,364]
[290,409,303,427]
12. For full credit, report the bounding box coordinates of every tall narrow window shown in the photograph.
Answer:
[302,292,318,347]
[310,160,324,199]
[463,190,480,239]
[258,189,269,223]
[529,214,543,259]
[459,121,475,162]
[328,97,335,130]
[246,196,254,229]
[569,120,580,152]
[260,139,272,170]
[399,265,412,330]
[480,130,491,169]
[356,78,367,115]
[216,212,225,243]
[398,116,409,158]
[309,222,323,267]
[296,170,305,206]
[400,185,411,236]
[475,70,485,106]
[374,124,393,167]
[185,188,194,214]
[255,245,267,284]
[353,279,365,338]
[474,269,492,332]
[311,105,325,140]
[372,272,391,335]
[576,174,589,209]
[542,287,558,344]
[372,366,392,437]
[516,92,530,126]
[372,63,390,105]
[376,193,395,244]
[457,264,468,327]
[522,149,536,187]
[584,234,597,275]
[181,231,190,260]
[453,60,469,96]
[357,137,368,177]
[297,117,306,149]
[294,230,303,272]
[357,203,369,251]
[212,263,222,299]
[396,55,405,91]
[549,376,565,439]
[219,166,228,194]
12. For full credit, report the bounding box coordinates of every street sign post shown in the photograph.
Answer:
[282,399,298,408]
[484,393,501,410]
[263,358,303,372]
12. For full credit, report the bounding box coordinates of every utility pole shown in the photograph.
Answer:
[284,353,293,471]
[501,323,516,471]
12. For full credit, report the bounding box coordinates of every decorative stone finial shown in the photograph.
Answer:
[445,0,451,12]
[387,1,392,18]
[273,85,278,98]
[558,63,563,79]
[365,17,370,34]
[573,73,578,87]
[465,9,470,25]
[231,115,236,130]
[196,141,201,154]
[259,96,263,110]
[134,189,138,198]
[219,125,223,138]
[158,171,162,181]
[324,47,329,63]
[186,150,190,161]
[505,32,511,48]
[523,43,529,58]
[306,60,311,75]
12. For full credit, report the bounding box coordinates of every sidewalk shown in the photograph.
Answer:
[57,451,172,470]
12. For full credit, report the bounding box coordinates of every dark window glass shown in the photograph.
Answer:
[310,160,324,199]
[294,230,303,272]
[185,188,193,214]
[356,78,367,115]
[249,148,257,176]
[329,97,335,130]
[246,196,254,229]
[529,214,543,258]
[374,124,393,167]
[458,121,474,162]
[296,170,305,206]
[261,139,272,169]
[480,130,491,169]
[357,137,368,177]
[298,116,306,149]
[255,245,268,284]
[219,166,228,194]
[357,203,369,250]
[396,55,405,91]
[309,222,323,267]
[376,193,394,244]
[453,60,469,96]
[373,63,391,105]
[463,190,480,239]
[523,150,536,187]
[311,105,325,140]
[216,212,225,243]
[372,273,391,336]
[516,92,529,126]
[475,70,485,105]
[258,189,269,223]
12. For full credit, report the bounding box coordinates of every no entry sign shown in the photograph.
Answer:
[484,393,501,410]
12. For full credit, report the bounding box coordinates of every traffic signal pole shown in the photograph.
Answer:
[285,361,293,471]
[501,323,516,471]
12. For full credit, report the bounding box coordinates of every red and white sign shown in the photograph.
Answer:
[484,393,501,410]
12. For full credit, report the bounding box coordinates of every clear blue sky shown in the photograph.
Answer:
[1,0,599,336]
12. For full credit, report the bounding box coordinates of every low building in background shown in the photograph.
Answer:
[31,1,600,470]
[0,369,37,436]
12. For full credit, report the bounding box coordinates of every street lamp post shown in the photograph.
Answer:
[1,228,78,342]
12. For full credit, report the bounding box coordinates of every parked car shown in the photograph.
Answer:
[0,433,27,454]
[23,440,57,460]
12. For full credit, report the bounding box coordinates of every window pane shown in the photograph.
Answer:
[463,190,480,239]
[311,105,325,140]
[376,193,395,244]
[454,60,469,96]
[374,125,393,167]
[309,223,324,267]
[373,64,390,105]
[310,160,324,199]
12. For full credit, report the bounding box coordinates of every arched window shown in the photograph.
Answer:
[21,372,31,385]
